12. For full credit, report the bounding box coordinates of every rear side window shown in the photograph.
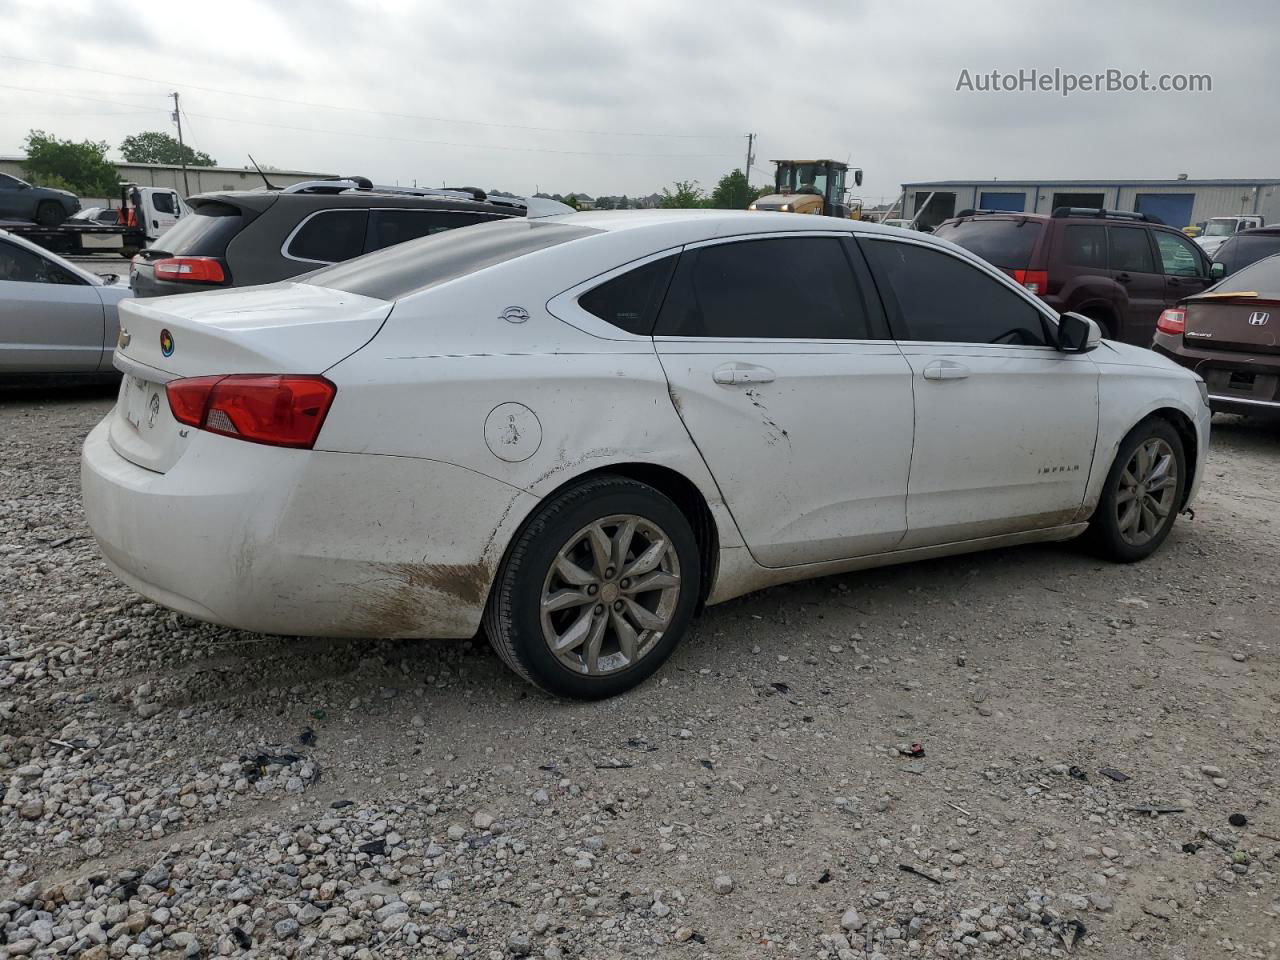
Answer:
[1108,226,1156,273]
[579,256,677,335]
[655,236,871,339]
[150,201,242,256]
[365,210,499,254]
[287,210,369,263]
[932,218,1041,269]
[862,239,1047,346]
[309,218,600,300]
[1062,224,1107,268]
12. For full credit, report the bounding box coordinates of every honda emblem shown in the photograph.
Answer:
[1248,311,1270,326]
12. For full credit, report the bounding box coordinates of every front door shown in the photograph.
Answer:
[653,233,915,567]
[1107,225,1166,344]
[0,239,105,373]
[858,236,1099,548]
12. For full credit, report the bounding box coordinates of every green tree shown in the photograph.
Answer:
[558,193,581,210]
[22,130,119,197]
[708,169,759,209]
[659,180,707,209]
[120,131,216,167]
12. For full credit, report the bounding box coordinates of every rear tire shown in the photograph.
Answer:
[1087,418,1185,562]
[484,475,700,699]
[36,202,66,227]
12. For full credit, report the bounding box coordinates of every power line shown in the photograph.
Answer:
[0,54,745,141]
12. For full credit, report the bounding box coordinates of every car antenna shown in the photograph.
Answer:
[247,154,279,190]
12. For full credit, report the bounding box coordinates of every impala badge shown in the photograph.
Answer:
[1248,311,1270,326]
[500,305,530,324]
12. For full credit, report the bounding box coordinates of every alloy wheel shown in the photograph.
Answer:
[1115,437,1177,547]
[539,514,681,676]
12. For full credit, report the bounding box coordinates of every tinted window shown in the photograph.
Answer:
[1154,231,1204,277]
[287,210,369,263]
[0,241,81,284]
[1223,235,1280,274]
[152,192,176,215]
[655,237,869,339]
[150,201,243,257]
[1108,227,1155,273]
[1214,252,1280,294]
[1062,224,1107,268]
[365,210,497,254]
[863,239,1047,346]
[0,174,21,189]
[932,218,1041,269]
[580,256,676,335]
[310,218,599,301]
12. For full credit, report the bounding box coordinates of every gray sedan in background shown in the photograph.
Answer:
[1,230,130,378]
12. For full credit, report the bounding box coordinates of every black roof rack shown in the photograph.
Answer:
[1051,206,1165,225]
[955,208,1026,218]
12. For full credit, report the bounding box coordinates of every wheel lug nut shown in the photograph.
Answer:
[587,584,598,595]
[620,578,631,589]
[605,566,616,579]
[613,600,623,611]
[594,604,605,616]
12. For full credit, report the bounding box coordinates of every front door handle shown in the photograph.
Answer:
[713,362,776,385]
[1116,272,1132,283]
[922,360,970,381]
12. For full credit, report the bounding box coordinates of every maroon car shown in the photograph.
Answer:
[934,207,1215,345]
[1152,253,1280,416]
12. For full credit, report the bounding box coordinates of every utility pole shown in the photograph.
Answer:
[744,133,756,184]
[171,91,190,197]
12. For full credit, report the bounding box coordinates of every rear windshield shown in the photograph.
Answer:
[1212,251,1280,294]
[1223,235,1280,274]
[933,218,1042,269]
[307,218,600,300]
[147,201,243,257]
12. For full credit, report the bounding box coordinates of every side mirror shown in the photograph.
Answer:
[1210,261,1226,281]
[852,168,863,187]
[1057,311,1101,353]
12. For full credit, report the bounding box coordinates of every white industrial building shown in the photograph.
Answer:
[0,156,333,201]
[899,177,1280,231]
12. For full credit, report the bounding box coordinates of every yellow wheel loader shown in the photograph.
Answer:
[749,160,863,219]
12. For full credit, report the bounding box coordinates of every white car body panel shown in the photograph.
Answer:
[81,210,1211,643]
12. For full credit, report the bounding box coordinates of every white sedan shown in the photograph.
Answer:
[81,211,1211,698]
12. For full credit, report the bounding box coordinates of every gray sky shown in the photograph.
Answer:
[2,0,1277,204]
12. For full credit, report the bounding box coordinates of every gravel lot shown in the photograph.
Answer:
[1,386,1277,960]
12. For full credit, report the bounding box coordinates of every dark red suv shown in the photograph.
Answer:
[933,208,1215,345]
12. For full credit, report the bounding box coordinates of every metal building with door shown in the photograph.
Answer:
[899,178,1280,231]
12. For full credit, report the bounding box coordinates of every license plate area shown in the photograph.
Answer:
[124,375,165,434]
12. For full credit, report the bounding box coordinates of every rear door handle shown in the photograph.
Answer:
[713,362,776,385]
[922,360,970,381]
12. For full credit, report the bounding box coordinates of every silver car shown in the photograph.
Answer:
[1,229,130,376]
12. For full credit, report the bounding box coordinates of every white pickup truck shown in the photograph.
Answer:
[1,184,191,258]
[1195,215,1266,256]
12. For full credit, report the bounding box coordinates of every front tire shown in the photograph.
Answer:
[484,475,700,699]
[1088,418,1185,562]
[36,202,66,227]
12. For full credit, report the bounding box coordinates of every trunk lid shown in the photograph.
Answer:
[109,282,392,473]
[1184,296,1280,355]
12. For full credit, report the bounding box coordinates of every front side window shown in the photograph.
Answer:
[1154,231,1204,277]
[286,209,369,263]
[1062,224,1108,269]
[0,241,79,284]
[862,239,1047,346]
[365,210,497,254]
[579,255,677,335]
[1108,226,1156,273]
[655,236,871,339]
[152,192,177,215]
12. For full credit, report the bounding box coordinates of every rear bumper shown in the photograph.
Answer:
[81,418,535,638]
[1153,334,1280,416]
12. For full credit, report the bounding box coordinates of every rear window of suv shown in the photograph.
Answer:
[148,201,243,257]
[308,218,600,300]
[933,218,1042,269]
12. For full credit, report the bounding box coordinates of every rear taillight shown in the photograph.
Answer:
[166,375,336,449]
[1013,269,1049,295]
[1156,308,1187,335]
[152,256,225,284]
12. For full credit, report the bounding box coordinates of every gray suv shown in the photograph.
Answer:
[130,180,526,297]
[0,173,80,226]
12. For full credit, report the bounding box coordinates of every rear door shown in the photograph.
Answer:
[0,238,105,373]
[653,233,915,567]
[1153,230,1212,304]
[859,235,1098,548]
[1107,225,1165,344]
